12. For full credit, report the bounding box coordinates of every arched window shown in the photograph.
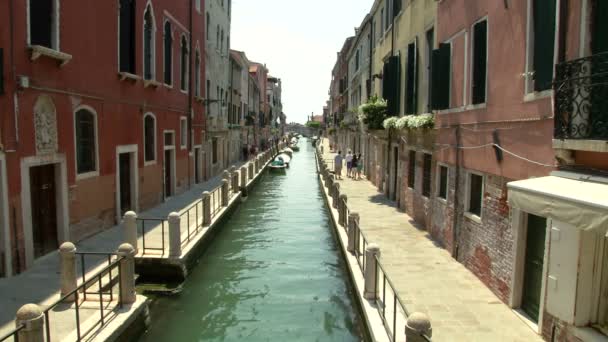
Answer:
[144,114,156,162]
[75,108,97,174]
[143,5,155,80]
[119,0,135,73]
[29,0,57,49]
[195,49,201,97]
[163,21,172,85]
[180,36,189,91]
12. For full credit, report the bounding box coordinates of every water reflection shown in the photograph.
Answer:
[139,141,364,342]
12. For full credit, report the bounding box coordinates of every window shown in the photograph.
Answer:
[164,131,174,146]
[425,28,435,112]
[471,19,487,105]
[406,39,419,114]
[437,165,448,200]
[212,137,218,164]
[407,151,416,189]
[207,79,210,100]
[431,43,451,110]
[163,21,172,85]
[530,0,557,92]
[75,109,97,174]
[180,36,188,91]
[206,13,210,41]
[195,0,200,12]
[195,50,201,96]
[144,114,156,162]
[467,173,484,217]
[422,154,432,197]
[227,36,230,53]
[143,5,155,80]
[180,117,187,148]
[355,49,360,71]
[119,0,136,73]
[380,8,384,37]
[29,0,57,49]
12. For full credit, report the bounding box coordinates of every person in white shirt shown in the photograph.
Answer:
[334,151,344,180]
[345,150,353,178]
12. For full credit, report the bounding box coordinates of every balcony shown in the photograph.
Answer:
[554,52,608,151]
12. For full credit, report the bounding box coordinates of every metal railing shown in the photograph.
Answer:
[210,186,223,217]
[136,217,167,254]
[0,325,25,342]
[44,256,124,342]
[554,51,608,140]
[352,218,368,273]
[180,199,203,246]
[75,252,119,301]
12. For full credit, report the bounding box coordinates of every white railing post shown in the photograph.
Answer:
[347,212,359,254]
[363,243,380,300]
[117,243,137,304]
[168,212,181,257]
[405,313,432,342]
[202,191,211,225]
[15,304,44,342]
[122,211,138,254]
[59,242,77,302]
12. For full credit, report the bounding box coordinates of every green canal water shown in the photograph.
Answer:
[138,140,366,342]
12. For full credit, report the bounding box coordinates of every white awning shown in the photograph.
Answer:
[508,176,608,233]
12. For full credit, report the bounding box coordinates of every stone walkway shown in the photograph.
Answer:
[319,138,541,342]
[0,157,254,339]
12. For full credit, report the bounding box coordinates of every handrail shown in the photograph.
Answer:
[136,217,167,254]
[74,252,119,301]
[180,199,203,246]
[0,324,25,342]
[42,256,124,342]
[210,185,223,217]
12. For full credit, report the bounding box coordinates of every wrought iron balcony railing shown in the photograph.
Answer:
[554,51,608,140]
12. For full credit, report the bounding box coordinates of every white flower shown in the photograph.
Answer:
[383,116,399,130]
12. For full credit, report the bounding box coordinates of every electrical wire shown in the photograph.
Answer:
[432,142,556,167]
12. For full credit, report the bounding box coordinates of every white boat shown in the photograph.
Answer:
[276,153,291,167]
[281,148,294,157]
[269,156,288,172]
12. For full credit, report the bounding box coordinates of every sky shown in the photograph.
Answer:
[231,0,372,124]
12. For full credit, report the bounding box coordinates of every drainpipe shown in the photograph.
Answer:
[452,125,462,259]
[187,0,193,189]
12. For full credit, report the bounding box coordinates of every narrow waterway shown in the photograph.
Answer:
[138,139,366,342]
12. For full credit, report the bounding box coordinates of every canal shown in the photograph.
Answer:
[138,140,366,341]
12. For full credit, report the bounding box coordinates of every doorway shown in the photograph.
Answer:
[521,214,547,322]
[115,145,138,223]
[30,164,58,259]
[164,149,173,198]
[118,153,132,215]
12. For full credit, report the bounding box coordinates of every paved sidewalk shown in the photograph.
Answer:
[0,158,251,338]
[320,138,541,342]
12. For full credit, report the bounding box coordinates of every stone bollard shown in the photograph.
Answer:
[222,170,230,181]
[332,183,340,208]
[202,191,211,225]
[347,212,359,253]
[405,313,432,342]
[255,157,260,173]
[248,162,254,179]
[168,212,181,257]
[117,243,137,304]
[326,174,334,190]
[338,194,348,226]
[240,166,248,188]
[363,243,381,300]
[230,165,236,174]
[231,170,239,193]
[122,211,138,254]
[221,179,230,206]
[15,304,44,342]
[59,242,77,302]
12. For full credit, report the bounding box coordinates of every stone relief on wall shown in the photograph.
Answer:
[34,95,58,155]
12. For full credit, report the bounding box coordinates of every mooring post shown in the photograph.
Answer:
[332,183,340,208]
[240,166,248,188]
[347,212,359,254]
[168,212,181,257]
[15,304,44,342]
[117,243,137,304]
[122,211,138,254]
[363,243,380,300]
[338,194,348,226]
[59,242,77,302]
[221,179,230,206]
[248,162,254,179]
[202,191,211,225]
[405,313,432,342]
[222,170,230,181]
[231,168,239,193]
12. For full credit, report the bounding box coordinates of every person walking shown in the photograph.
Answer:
[345,150,354,178]
[334,151,344,180]
[356,153,363,180]
[351,154,358,181]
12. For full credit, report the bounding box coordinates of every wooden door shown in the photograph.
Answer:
[521,214,547,322]
[30,164,58,259]
[164,150,172,197]
[119,153,132,215]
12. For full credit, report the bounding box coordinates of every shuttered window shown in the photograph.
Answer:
[533,0,556,91]
[163,22,172,85]
[431,43,451,110]
[212,138,218,164]
[143,7,154,80]
[75,109,96,174]
[408,151,416,189]
[30,0,54,48]
[180,36,188,91]
[393,0,402,17]
[406,40,419,114]
[472,20,487,104]
[119,0,136,73]
[382,56,401,116]
[422,154,432,197]
[144,115,156,162]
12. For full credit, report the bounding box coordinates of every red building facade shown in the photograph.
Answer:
[0,0,206,276]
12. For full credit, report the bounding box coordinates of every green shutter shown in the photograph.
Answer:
[472,20,487,104]
[593,0,608,53]
[431,43,451,110]
[533,0,557,91]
